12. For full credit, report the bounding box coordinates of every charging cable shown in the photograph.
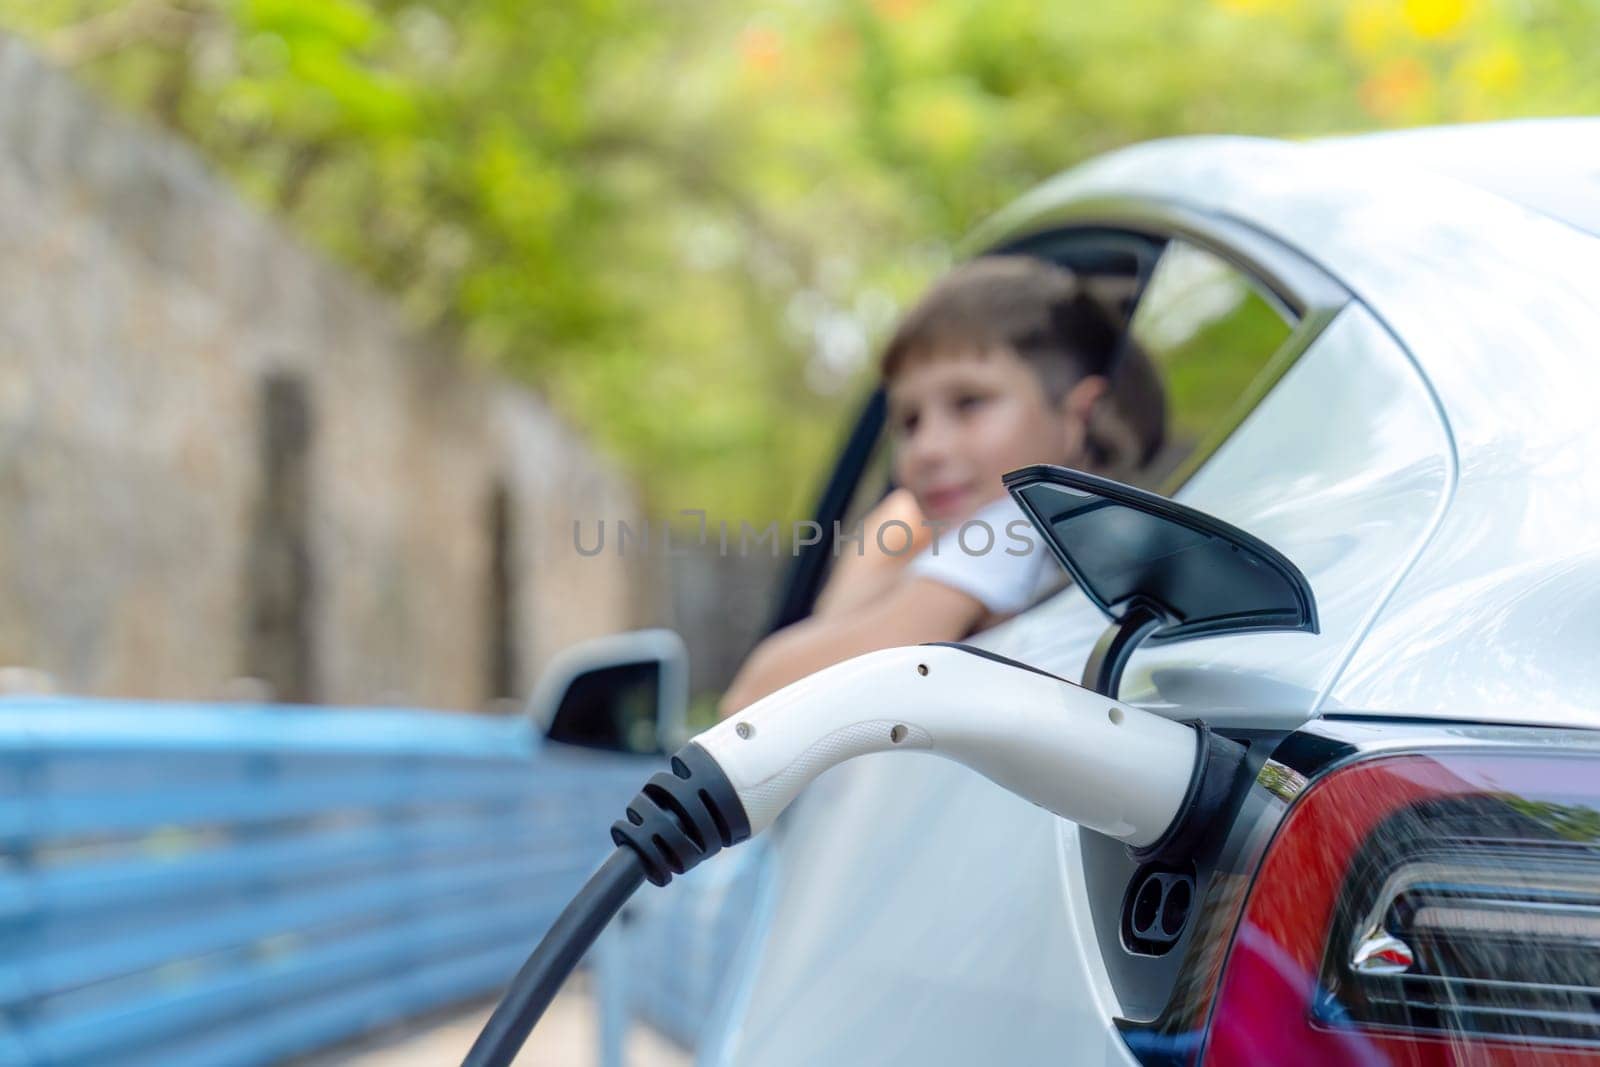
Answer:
[464,642,1245,1066]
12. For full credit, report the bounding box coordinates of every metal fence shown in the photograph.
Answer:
[0,696,758,1066]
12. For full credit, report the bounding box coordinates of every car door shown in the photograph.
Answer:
[699,207,1453,1067]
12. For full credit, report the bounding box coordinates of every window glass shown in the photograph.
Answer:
[1121,240,1297,487]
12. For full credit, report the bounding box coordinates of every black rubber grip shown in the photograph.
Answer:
[610,742,752,887]
[1127,721,1248,864]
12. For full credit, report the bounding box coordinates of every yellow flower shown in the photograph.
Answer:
[1345,0,1399,57]
[1403,0,1471,40]
[1459,43,1523,95]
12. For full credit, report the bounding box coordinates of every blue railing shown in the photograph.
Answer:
[0,695,760,1066]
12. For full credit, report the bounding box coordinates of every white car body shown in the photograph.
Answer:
[697,121,1600,1066]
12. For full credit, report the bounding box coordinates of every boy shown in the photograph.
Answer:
[719,255,1160,715]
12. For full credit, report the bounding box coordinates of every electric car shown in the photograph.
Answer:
[537,120,1600,1066]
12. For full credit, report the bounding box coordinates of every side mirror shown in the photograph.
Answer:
[528,629,689,756]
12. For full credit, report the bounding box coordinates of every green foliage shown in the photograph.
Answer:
[1503,796,1600,842]
[1157,287,1296,449]
[5,0,1598,520]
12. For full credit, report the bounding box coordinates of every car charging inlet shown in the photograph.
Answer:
[1123,863,1198,955]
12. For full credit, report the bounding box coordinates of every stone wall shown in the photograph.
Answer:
[0,35,648,710]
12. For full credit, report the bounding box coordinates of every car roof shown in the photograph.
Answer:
[967,122,1600,454]
[1325,118,1600,239]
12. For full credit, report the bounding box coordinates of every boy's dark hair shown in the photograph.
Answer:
[880,255,1120,400]
[880,255,1166,470]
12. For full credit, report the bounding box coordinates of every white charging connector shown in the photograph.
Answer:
[695,642,1199,846]
[468,640,1251,1067]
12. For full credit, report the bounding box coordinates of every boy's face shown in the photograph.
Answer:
[886,345,1103,523]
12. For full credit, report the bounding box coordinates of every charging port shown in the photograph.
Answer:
[1122,863,1196,956]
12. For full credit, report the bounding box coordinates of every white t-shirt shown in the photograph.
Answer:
[906,495,1062,615]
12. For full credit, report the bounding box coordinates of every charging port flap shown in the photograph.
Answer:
[1004,465,1319,696]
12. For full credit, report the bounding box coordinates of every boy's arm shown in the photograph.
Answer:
[718,576,986,716]
[720,494,1053,717]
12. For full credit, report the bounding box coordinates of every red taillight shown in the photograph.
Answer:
[1204,750,1600,1066]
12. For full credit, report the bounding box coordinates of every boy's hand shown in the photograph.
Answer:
[813,488,933,617]
[862,487,935,558]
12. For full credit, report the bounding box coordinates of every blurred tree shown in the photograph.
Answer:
[3,0,1597,521]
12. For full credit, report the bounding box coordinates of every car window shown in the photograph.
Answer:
[1121,240,1298,488]
[774,232,1304,628]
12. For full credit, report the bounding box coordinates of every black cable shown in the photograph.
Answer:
[464,743,752,1066]
[462,848,646,1067]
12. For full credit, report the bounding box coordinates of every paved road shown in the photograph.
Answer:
[310,984,692,1067]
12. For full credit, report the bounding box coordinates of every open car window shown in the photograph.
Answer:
[772,227,1316,631]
